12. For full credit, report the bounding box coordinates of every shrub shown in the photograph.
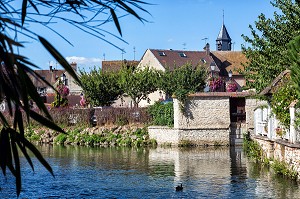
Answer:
[55,133,67,144]
[148,101,173,126]
[243,134,264,162]
[271,159,298,180]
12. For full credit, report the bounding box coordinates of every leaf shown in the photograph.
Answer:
[16,140,34,172]
[28,0,40,14]
[11,134,21,196]
[21,67,52,120]
[115,0,143,21]
[110,8,122,36]
[21,0,28,26]
[29,110,64,134]
[0,128,10,176]
[15,134,54,177]
[38,36,82,87]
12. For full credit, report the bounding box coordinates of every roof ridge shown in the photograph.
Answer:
[149,49,207,53]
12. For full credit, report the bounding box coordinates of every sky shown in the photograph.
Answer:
[19,0,276,71]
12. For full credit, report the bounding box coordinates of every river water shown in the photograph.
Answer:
[1,145,299,198]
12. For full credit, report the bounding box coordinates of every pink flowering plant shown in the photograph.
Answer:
[57,83,70,97]
[209,77,223,92]
[52,82,70,107]
[226,81,238,92]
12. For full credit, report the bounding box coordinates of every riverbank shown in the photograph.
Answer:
[244,134,300,181]
[25,124,157,147]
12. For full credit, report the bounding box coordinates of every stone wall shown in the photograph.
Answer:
[253,135,300,178]
[174,95,231,129]
[150,92,254,146]
[148,126,180,145]
[149,126,230,146]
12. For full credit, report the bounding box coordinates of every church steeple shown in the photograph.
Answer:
[216,10,232,51]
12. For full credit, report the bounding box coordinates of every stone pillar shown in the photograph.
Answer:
[290,105,296,144]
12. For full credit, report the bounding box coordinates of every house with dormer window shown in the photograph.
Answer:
[105,20,248,108]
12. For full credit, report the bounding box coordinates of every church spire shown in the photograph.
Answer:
[216,10,232,51]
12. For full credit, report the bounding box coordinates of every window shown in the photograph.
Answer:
[158,51,166,56]
[178,52,187,57]
[201,58,206,63]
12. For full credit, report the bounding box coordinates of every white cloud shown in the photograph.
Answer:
[66,56,102,68]
[167,38,174,43]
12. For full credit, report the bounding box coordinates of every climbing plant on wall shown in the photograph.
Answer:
[270,78,297,128]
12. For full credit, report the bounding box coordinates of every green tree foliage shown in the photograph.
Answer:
[270,78,297,127]
[242,0,300,93]
[289,35,300,98]
[118,66,158,107]
[79,68,123,107]
[158,63,207,103]
[148,101,174,126]
[0,0,149,196]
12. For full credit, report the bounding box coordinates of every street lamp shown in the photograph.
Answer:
[61,73,67,85]
[210,62,216,92]
[228,70,232,79]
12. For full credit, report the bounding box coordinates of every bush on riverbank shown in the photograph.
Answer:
[243,134,298,181]
[26,125,157,147]
[147,101,173,126]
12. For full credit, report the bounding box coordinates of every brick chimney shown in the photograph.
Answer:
[204,43,210,55]
[70,62,77,71]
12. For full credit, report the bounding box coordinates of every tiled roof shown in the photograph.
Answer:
[211,51,246,76]
[149,49,214,71]
[102,60,139,72]
[31,69,65,87]
[260,70,291,95]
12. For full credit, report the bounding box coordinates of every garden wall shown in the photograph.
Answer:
[149,92,254,146]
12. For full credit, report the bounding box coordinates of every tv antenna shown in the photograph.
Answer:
[202,37,208,45]
[121,49,126,60]
[133,46,136,60]
[182,43,186,50]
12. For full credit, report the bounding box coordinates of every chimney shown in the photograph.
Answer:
[49,65,53,72]
[70,62,77,71]
[204,43,210,55]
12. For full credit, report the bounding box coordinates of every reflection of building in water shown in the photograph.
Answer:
[229,146,248,197]
[149,147,248,196]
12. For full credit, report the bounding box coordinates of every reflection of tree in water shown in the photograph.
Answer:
[37,144,151,171]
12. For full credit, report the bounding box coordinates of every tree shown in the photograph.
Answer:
[158,63,207,103]
[118,66,158,107]
[289,35,300,99]
[0,0,149,196]
[79,68,123,107]
[242,0,300,93]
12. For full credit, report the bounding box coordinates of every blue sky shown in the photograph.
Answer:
[20,0,275,70]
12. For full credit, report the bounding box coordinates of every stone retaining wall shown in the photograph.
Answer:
[148,126,229,146]
[253,135,300,178]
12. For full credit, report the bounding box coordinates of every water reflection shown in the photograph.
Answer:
[1,144,299,198]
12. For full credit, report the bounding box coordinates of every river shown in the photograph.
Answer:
[1,144,299,198]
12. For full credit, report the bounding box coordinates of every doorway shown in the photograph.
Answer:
[229,97,246,123]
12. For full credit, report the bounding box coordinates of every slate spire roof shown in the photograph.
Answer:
[217,23,231,41]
